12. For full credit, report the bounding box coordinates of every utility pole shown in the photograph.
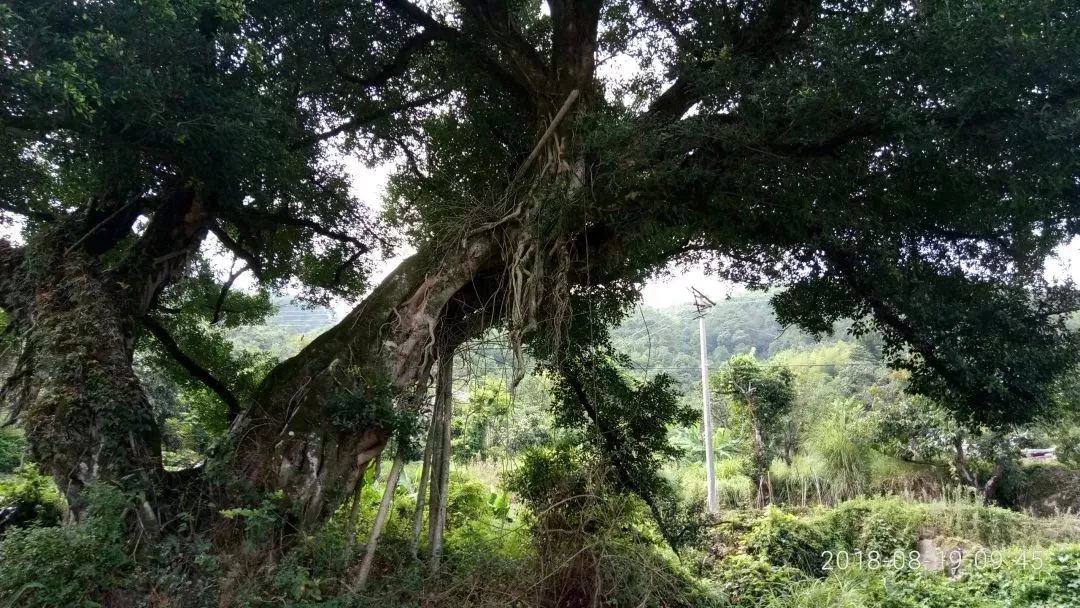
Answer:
[692,287,718,513]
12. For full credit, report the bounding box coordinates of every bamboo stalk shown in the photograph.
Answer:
[354,450,405,590]
[409,419,436,556]
[344,463,368,551]
[428,350,454,575]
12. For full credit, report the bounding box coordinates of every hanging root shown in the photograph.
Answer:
[446,89,586,387]
[500,206,575,387]
[390,274,439,387]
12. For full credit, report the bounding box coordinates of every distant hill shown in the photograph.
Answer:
[227,297,337,359]
[611,295,855,388]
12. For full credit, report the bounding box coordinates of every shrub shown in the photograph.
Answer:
[823,498,928,554]
[504,442,590,510]
[925,501,1033,547]
[713,553,803,607]
[0,485,130,608]
[744,507,831,575]
[0,464,63,530]
[446,471,493,530]
[0,427,26,473]
[507,443,713,607]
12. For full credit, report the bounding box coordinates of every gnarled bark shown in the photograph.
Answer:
[16,244,164,527]
[228,238,495,530]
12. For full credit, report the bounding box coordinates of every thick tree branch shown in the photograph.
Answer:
[325,31,436,89]
[126,187,212,317]
[647,0,821,124]
[211,264,248,325]
[246,210,369,251]
[380,0,545,108]
[293,90,450,149]
[637,0,688,46]
[142,316,242,423]
[210,222,265,281]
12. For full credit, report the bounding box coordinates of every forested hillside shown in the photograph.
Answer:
[612,295,858,388]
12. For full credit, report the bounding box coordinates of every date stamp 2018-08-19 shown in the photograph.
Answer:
[821,549,1067,575]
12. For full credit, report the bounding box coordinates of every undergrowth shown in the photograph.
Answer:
[2,467,1078,608]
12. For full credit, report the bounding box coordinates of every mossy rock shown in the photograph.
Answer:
[1005,463,1080,517]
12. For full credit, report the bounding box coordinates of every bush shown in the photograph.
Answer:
[814,496,1079,555]
[823,498,927,554]
[506,443,713,607]
[0,464,63,531]
[743,507,831,575]
[759,544,1080,608]
[0,427,26,473]
[713,554,803,607]
[446,471,493,530]
[0,485,130,608]
[958,547,1072,606]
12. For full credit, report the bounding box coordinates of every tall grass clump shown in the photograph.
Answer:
[770,456,824,506]
[808,417,873,504]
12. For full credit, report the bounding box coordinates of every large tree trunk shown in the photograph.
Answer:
[0,186,210,531]
[14,242,163,527]
[226,239,495,532]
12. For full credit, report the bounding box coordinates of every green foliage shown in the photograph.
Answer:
[453,378,513,461]
[0,485,129,608]
[743,507,832,575]
[757,544,1080,608]
[712,554,804,608]
[0,427,26,473]
[0,464,63,529]
[871,395,958,464]
[505,442,591,511]
[715,354,798,442]
[219,490,291,551]
[715,353,797,504]
[706,497,1080,608]
[445,471,494,531]
[327,374,406,438]
[810,404,876,502]
[508,444,712,607]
